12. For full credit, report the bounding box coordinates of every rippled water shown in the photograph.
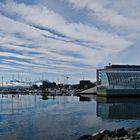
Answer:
[0,94,140,140]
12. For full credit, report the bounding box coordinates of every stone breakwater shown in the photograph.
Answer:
[78,127,140,140]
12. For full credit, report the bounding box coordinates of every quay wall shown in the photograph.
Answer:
[97,88,140,97]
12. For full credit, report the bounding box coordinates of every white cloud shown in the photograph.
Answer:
[3,1,131,48]
[0,1,135,83]
[68,0,140,31]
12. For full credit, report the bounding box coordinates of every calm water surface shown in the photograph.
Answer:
[0,94,140,140]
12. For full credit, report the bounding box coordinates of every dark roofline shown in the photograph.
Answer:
[105,64,140,69]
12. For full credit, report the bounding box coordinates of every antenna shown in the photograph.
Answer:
[82,73,85,80]
[18,72,19,82]
[12,74,14,81]
[2,76,3,87]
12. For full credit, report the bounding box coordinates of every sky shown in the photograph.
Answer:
[0,0,140,84]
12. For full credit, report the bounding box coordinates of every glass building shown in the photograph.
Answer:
[101,71,140,89]
[96,65,140,97]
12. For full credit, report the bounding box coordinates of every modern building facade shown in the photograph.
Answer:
[96,64,140,97]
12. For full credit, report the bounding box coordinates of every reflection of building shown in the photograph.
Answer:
[79,95,91,102]
[96,64,140,97]
[96,97,140,119]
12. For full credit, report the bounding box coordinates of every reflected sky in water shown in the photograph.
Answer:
[0,95,140,140]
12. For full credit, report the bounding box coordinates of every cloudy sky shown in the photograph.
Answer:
[0,0,140,83]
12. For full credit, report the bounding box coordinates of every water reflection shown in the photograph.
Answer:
[96,97,140,120]
[1,94,140,140]
[0,95,80,115]
[0,94,38,115]
[79,95,91,102]
[0,95,95,140]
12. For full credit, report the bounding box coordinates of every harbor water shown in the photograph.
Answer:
[0,94,140,140]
